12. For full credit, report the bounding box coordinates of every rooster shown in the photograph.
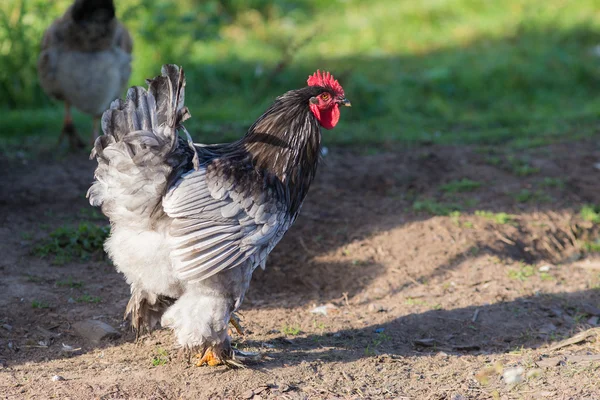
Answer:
[38,0,132,149]
[88,65,350,366]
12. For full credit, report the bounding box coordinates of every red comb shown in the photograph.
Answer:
[307,70,344,97]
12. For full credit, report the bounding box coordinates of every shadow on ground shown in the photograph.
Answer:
[245,288,600,368]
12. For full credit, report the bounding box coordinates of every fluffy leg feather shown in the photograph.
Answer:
[125,289,175,339]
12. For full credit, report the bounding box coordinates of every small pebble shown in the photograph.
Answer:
[253,386,268,395]
[310,303,337,316]
[414,338,437,347]
[588,316,599,326]
[73,320,120,343]
[368,303,387,313]
[279,383,290,392]
[503,367,524,384]
[1,324,12,331]
[51,375,65,382]
[61,343,81,353]
[539,323,557,335]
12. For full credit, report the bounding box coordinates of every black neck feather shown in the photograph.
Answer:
[242,87,324,214]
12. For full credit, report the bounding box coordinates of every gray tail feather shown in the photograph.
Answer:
[87,64,198,212]
[91,64,190,162]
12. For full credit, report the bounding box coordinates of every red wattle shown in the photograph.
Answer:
[310,104,340,130]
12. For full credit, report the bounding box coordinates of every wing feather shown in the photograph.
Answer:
[163,167,289,283]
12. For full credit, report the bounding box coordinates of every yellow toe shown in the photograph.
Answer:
[196,349,223,367]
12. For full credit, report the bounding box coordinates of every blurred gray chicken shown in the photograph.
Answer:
[88,65,350,366]
[38,0,132,149]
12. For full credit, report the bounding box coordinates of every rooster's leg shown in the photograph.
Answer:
[60,102,85,150]
[91,116,100,145]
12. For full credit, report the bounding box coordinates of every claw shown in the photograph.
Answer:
[196,348,224,367]
[229,313,244,336]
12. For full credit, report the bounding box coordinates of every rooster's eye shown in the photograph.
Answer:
[321,93,330,101]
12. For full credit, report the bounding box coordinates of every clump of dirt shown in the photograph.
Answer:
[1,140,600,399]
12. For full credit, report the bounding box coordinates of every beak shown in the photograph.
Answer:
[340,98,352,107]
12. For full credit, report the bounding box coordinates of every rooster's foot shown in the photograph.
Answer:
[195,347,260,368]
[195,347,224,367]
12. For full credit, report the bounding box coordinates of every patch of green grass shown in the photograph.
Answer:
[450,211,461,226]
[485,156,502,166]
[365,332,391,356]
[506,156,540,177]
[3,0,600,148]
[151,347,169,367]
[413,199,461,216]
[462,198,480,209]
[312,320,327,331]
[450,211,474,229]
[76,294,102,304]
[31,300,50,309]
[77,208,105,221]
[539,272,555,281]
[56,277,84,289]
[20,232,33,241]
[582,239,600,253]
[475,210,515,225]
[580,205,600,223]
[541,177,566,190]
[440,179,482,193]
[508,136,555,150]
[282,325,302,336]
[469,246,480,256]
[512,189,551,203]
[574,313,587,324]
[508,264,536,281]
[33,222,109,265]
[24,274,44,283]
[404,298,426,306]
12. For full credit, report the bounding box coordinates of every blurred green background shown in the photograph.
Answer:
[1,0,599,148]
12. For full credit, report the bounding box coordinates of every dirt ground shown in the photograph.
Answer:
[2,140,600,399]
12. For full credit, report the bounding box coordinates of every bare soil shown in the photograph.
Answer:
[2,140,600,399]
